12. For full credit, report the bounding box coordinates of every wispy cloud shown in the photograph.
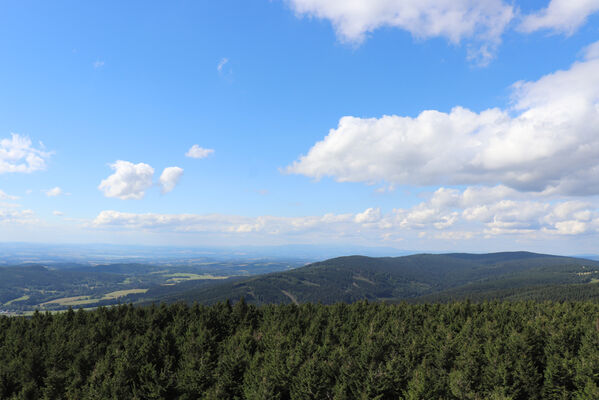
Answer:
[0,205,36,225]
[519,0,599,34]
[217,57,233,79]
[0,190,19,200]
[45,187,63,197]
[93,60,105,69]
[217,57,229,73]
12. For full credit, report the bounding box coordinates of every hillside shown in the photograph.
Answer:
[4,252,599,311]
[0,258,301,313]
[160,252,599,304]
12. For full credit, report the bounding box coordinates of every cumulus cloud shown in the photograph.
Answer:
[0,133,51,174]
[288,0,513,64]
[519,0,599,34]
[45,187,62,197]
[185,145,214,159]
[159,167,184,194]
[355,207,381,224]
[98,161,154,200]
[287,44,599,196]
[391,186,599,237]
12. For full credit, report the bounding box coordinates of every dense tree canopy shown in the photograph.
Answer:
[2,301,599,399]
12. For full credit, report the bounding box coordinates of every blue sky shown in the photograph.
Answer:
[1,0,599,253]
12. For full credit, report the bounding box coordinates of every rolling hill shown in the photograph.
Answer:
[157,251,599,304]
[0,258,301,313]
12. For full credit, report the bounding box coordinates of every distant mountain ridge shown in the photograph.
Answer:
[159,251,599,305]
[4,251,599,311]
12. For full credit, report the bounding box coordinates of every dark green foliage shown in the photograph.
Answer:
[2,301,599,398]
[164,252,599,305]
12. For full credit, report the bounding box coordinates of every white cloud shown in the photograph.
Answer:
[53,210,64,216]
[0,133,51,174]
[45,187,62,197]
[287,45,599,196]
[0,190,19,200]
[355,207,381,224]
[185,145,214,159]
[217,58,229,73]
[159,167,184,194]
[392,185,599,237]
[552,220,589,235]
[434,231,475,240]
[584,41,599,60]
[92,210,355,236]
[93,60,105,68]
[289,0,513,43]
[519,0,599,34]
[288,0,514,64]
[0,206,36,225]
[90,188,599,243]
[98,161,154,200]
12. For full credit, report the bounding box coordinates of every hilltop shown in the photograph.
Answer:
[158,252,599,304]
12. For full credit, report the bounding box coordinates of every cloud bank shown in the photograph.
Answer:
[92,184,599,242]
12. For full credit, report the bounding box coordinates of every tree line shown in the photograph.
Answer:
[1,300,599,399]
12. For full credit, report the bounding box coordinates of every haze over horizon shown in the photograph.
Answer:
[2,1,599,254]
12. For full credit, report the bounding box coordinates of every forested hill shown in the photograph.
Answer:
[159,251,599,305]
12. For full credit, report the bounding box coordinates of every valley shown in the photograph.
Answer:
[3,251,599,314]
[0,258,305,314]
